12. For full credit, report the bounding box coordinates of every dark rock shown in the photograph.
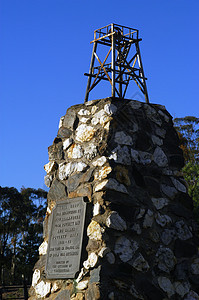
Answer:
[189,274,199,286]
[53,137,62,144]
[85,283,100,300]
[47,179,67,202]
[68,184,92,201]
[90,266,101,284]
[174,239,198,258]
[169,154,184,169]
[48,143,63,161]
[86,240,102,252]
[144,176,162,197]
[55,290,70,300]
[67,173,83,192]
[131,166,145,187]
[63,108,77,129]
[135,131,151,151]
[169,203,192,219]
[135,277,165,300]
[34,255,46,271]
[174,260,189,280]
[67,168,94,193]
[174,192,194,210]
[165,127,179,146]
[104,190,138,206]
[57,127,72,138]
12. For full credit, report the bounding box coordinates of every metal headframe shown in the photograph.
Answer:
[84,23,149,103]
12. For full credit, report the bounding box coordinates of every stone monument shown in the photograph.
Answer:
[29,97,199,299]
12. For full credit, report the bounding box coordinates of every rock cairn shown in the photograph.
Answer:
[29,98,199,299]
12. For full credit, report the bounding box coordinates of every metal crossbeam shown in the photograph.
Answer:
[84,23,149,103]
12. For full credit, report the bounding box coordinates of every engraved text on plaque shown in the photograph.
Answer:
[46,197,86,278]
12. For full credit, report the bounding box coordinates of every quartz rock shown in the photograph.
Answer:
[132,253,149,272]
[143,210,154,228]
[115,236,138,263]
[83,252,98,269]
[51,281,60,293]
[59,116,64,128]
[104,103,117,115]
[175,220,193,240]
[35,281,51,298]
[114,131,133,145]
[161,229,176,245]
[106,211,127,231]
[100,114,112,126]
[94,180,108,192]
[87,220,105,240]
[93,202,101,216]
[91,105,97,114]
[63,138,73,150]
[191,258,199,274]
[174,281,190,297]
[84,144,97,160]
[76,124,96,142]
[59,162,87,180]
[78,109,90,116]
[158,277,175,297]
[80,116,89,123]
[44,161,57,174]
[91,109,106,125]
[94,165,112,181]
[171,177,186,193]
[156,213,172,227]
[156,247,176,273]
[44,174,53,188]
[77,280,89,290]
[32,269,40,287]
[39,241,48,255]
[109,145,131,165]
[153,147,168,167]
[67,144,83,159]
[98,247,110,257]
[92,156,107,167]
[152,197,169,210]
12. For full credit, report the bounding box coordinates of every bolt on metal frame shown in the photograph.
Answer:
[84,23,149,103]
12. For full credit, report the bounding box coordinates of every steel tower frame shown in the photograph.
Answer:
[84,23,149,103]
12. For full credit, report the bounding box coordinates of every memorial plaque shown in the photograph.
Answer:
[46,197,86,278]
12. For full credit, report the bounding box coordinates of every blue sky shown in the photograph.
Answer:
[0,0,198,191]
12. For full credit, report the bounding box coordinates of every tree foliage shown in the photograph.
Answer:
[0,187,47,285]
[174,116,199,223]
